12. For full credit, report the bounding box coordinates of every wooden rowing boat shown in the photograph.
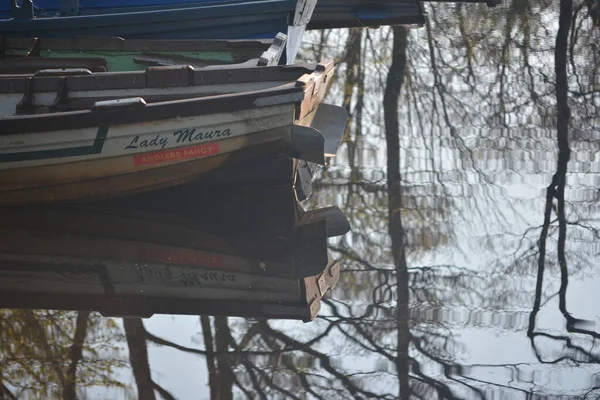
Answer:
[0,33,287,73]
[0,60,344,205]
[0,189,348,320]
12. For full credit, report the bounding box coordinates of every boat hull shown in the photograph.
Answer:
[0,102,299,204]
[0,129,293,205]
[1,1,297,40]
[0,61,335,205]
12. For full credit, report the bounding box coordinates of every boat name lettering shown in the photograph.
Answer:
[125,134,168,150]
[173,128,232,143]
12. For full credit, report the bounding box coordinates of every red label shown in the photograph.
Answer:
[133,142,220,166]
[137,247,223,268]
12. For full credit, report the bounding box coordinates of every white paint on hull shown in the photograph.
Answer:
[0,102,295,170]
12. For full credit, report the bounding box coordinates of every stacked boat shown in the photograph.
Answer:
[0,0,499,320]
[0,0,347,320]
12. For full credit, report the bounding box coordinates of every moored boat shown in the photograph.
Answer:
[0,0,501,30]
[0,60,344,205]
[0,33,288,73]
[0,0,317,62]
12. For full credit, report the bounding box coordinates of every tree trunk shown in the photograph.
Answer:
[124,318,157,400]
[63,311,90,400]
[383,25,411,400]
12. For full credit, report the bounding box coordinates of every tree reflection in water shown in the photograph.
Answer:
[0,310,127,398]
[1,0,599,398]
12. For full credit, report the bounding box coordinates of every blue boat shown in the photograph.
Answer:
[0,0,316,61]
[0,0,502,42]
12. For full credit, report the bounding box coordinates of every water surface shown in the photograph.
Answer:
[2,0,600,398]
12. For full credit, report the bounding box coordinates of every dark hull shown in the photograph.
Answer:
[0,0,295,39]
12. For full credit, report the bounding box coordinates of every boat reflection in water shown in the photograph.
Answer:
[0,182,349,322]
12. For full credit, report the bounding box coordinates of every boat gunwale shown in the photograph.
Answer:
[0,83,299,133]
[0,60,332,134]
[0,34,277,52]
[0,62,320,91]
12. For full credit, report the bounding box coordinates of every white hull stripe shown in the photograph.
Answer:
[0,126,108,163]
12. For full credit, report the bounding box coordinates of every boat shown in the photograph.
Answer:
[0,0,317,62]
[0,60,347,205]
[0,33,288,73]
[308,0,502,29]
[0,187,349,320]
[0,0,501,36]
[308,0,425,29]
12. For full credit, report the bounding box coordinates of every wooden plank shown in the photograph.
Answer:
[258,32,287,66]
[292,0,319,26]
[295,60,335,120]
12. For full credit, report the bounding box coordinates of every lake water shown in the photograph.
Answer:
[1,0,600,398]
